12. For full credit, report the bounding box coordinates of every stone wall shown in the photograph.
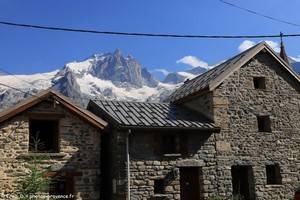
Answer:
[109,130,218,200]
[185,51,300,199]
[0,100,102,200]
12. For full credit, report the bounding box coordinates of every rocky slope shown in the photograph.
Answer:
[0,49,177,111]
[0,50,299,111]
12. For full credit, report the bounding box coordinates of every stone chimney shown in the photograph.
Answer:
[279,33,290,66]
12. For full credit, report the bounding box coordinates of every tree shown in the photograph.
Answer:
[16,134,50,200]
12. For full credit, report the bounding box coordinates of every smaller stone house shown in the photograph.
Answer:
[0,90,107,199]
[87,100,220,200]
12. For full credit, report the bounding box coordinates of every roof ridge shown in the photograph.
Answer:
[0,89,107,129]
[168,41,298,102]
[185,42,262,84]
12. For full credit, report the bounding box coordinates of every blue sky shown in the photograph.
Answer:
[1,0,300,80]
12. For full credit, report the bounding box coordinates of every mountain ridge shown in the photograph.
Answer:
[0,49,177,111]
[0,49,299,111]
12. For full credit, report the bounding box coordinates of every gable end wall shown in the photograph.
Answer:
[184,51,300,199]
[0,101,102,199]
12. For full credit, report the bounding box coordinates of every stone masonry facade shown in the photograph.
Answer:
[184,51,300,199]
[0,100,101,200]
[108,51,300,200]
[109,130,217,200]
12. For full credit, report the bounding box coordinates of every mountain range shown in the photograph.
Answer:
[0,49,299,111]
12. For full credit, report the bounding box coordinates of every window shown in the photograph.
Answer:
[266,164,282,185]
[29,119,59,153]
[162,135,180,154]
[257,116,271,132]
[154,179,164,194]
[253,77,266,89]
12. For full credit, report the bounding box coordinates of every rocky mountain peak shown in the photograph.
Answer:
[113,48,122,57]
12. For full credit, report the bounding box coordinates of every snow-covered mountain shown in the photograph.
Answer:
[163,67,208,84]
[0,49,299,111]
[290,60,300,74]
[0,49,177,110]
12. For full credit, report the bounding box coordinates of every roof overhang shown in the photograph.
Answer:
[172,42,299,104]
[208,42,300,92]
[118,125,221,132]
[0,89,108,129]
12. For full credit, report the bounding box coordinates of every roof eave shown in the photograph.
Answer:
[118,124,221,132]
[171,86,210,104]
[0,90,108,130]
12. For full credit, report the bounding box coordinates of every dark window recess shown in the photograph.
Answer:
[154,179,164,194]
[253,77,266,89]
[162,135,178,154]
[231,165,256,200]
[49,176,74,199]
[266,164,282,185]
[257,116,271,132]
[162,135,188,154]
[154,134,188,155]
[29,120,59,153]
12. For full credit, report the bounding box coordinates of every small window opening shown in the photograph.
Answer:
[266,164,282,185]
[162,135,180,154]
[253,77,266,89]
[154,179,164,194]
[257,116,271,132]
[29,119,59,153]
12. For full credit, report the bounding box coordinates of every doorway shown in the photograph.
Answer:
[180,167,203,200]
[231,165,255,200]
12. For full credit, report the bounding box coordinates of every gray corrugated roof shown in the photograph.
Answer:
[169,42,300,102]
[90,100,218,130]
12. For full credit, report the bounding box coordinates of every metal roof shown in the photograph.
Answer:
[89,100,219,130]
[169,42,300,102]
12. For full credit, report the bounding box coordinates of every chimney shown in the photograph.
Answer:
[279,32,290,66]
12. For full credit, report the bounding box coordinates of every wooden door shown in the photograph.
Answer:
[180,167,201,200]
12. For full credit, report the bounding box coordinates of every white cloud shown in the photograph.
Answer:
[238,40,280,53]
[238,40,256,52]
[176,56,209,68]
[152,68,170,76]
[264,40,280,52]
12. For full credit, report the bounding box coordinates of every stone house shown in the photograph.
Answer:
[0,42,299,200]
[87,42,300,200]
[0,90,107,199]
